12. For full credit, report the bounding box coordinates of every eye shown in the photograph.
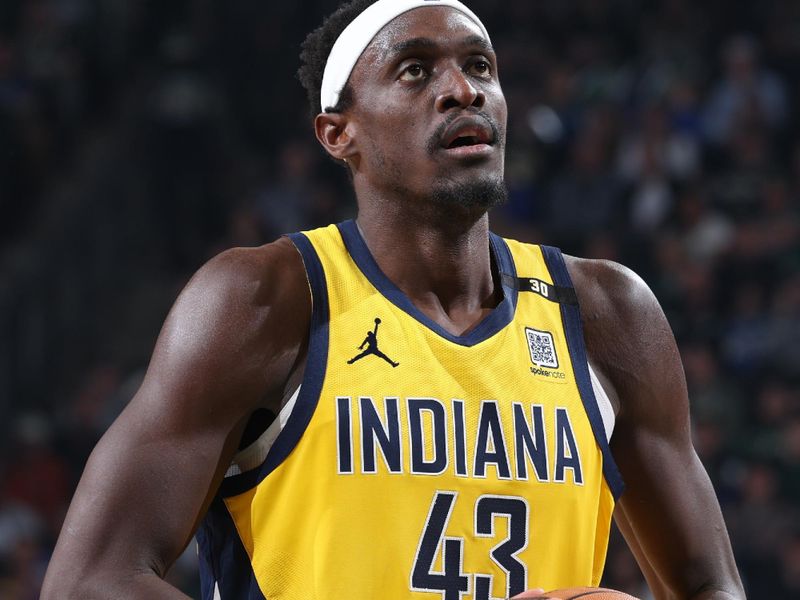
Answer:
[467,59,492,78]
[399,63,427,82]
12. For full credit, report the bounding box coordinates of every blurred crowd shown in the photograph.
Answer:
[1,0,799,598]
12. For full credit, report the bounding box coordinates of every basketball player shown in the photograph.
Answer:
[42,1,745,599]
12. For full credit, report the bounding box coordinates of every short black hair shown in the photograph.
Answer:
[298,0,377,118]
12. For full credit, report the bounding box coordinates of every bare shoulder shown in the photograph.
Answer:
[143,236,311,416]
[562,255,665,337]
[184,236,309,315]
[563,255,686,428]
[168,236,310,352]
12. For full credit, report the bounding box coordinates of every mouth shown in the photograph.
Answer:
[439,116,496,156]
[447,135,487,148]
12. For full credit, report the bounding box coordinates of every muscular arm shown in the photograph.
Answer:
[567,257,744,600]
[41,237,310,599]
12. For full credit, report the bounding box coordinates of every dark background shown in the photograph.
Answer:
[1,0,799,598]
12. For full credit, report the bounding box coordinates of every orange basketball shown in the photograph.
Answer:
[541,587,640,599]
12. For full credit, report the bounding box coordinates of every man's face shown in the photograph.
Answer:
[345,6,507,211]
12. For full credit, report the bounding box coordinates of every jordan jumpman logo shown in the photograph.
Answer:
[347,318,399,367]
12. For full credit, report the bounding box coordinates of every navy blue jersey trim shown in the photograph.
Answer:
[337,220,518,347]
[540,245,625,500]
[219,232,329,497]
[197,497,267,599]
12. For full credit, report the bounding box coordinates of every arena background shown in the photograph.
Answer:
[1,0,799,597]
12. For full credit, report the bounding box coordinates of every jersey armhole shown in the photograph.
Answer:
[588,364,615,442]
[224,385,302,477]
[218,232,329,497]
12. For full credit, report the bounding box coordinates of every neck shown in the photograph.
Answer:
[356,197,501,336]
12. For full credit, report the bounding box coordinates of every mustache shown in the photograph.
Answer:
[425,110,502,155]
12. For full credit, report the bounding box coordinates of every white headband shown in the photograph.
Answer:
[320,0,490,112]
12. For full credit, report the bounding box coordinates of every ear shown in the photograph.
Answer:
[314,112,358,162]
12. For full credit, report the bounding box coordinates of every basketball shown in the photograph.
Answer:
[541,587,639,599]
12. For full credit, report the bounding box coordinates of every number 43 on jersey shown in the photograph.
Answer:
[411,491,529,600]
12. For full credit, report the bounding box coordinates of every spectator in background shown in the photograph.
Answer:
[0,488,45,600]
[0,414,69,600]
[703,35,788,147]
[617,101,701,182]
[726,462,798,598]
[617,110,677,235]
[143,30,227,271]
[546,109,624,244]
[780,533,800,598]
[672,185,734,265]
[765,275,800,377]
[682,342,744,439]
[720,281,772,376]
[253,140,322,239]
[749,381,796,460]
[0,415,70,544]
[756,178,799,268]
[778,416,800,505]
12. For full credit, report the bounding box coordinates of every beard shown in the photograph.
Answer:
[382,169,508,219]
[428,176,508,211]
[376,153,508,216]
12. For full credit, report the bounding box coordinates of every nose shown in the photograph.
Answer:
[435,66,485,112]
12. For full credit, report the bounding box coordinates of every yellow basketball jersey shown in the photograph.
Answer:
[196,221,623,600]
